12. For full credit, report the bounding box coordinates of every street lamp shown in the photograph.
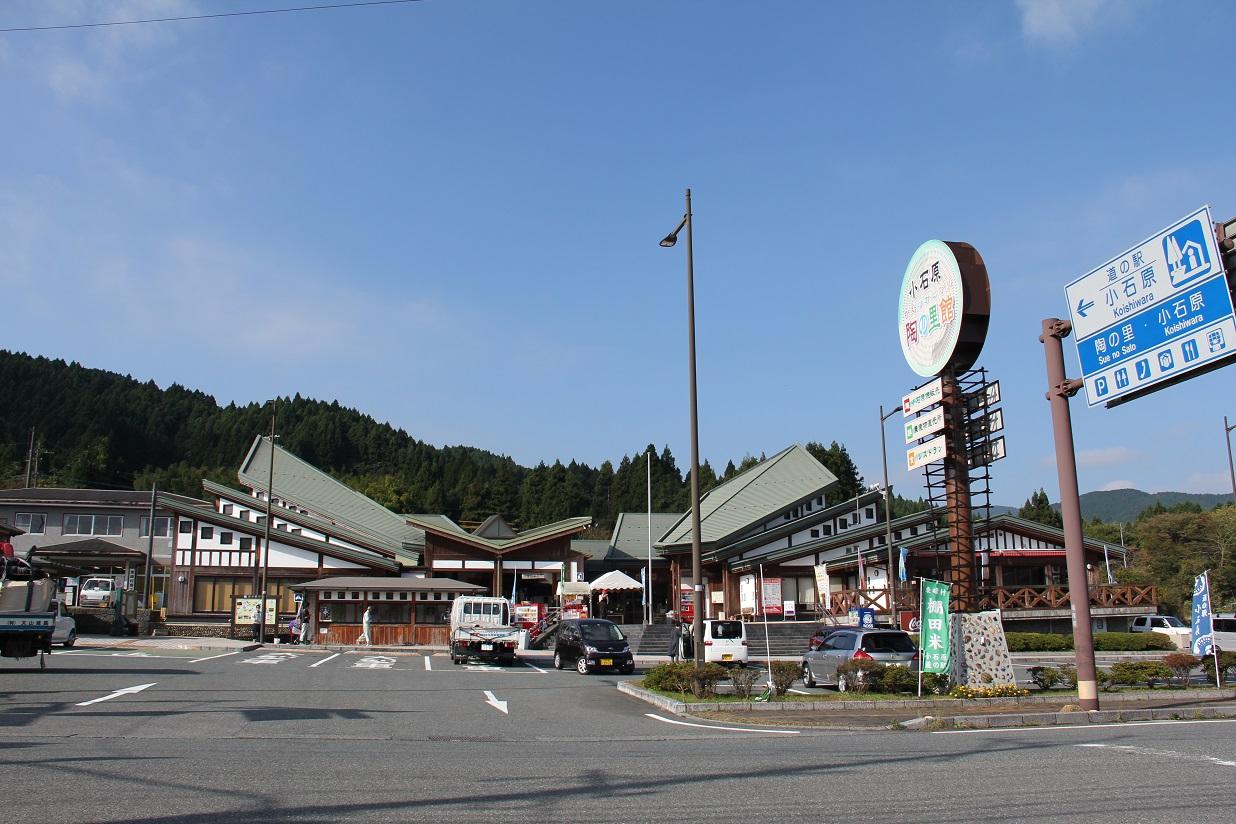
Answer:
[660,188,704,668]
[258,399,278,644]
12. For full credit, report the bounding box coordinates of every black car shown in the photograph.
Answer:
[553,618,635,674]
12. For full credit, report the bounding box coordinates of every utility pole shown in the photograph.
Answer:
[144,482,158,612]
[1040,317,1099,711]
[259,400,278,645]
[1224,415,1236,505]
[880,405,898,615]
[24,428,35,488]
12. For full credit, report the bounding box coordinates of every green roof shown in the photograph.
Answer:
[609,512,682,562]
[405,514,593,554]
[238,436,425,561]
[657,444,839,550]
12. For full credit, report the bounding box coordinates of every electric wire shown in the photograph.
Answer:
[0,0,423,33]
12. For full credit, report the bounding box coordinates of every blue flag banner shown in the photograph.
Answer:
[898,547,909,583]
[1191,572,1214,657]
[640,567,647,606]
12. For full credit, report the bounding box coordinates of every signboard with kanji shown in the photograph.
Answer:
[919,579,951,674]
[898,241,991,377]
[1066,205,1235,406]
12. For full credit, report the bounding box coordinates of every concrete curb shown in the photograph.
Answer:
[616,680,1236,719]
[938,704,1236,730]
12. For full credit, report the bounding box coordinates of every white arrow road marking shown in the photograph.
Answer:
[644,713,799,735]
[423,655,432,671]
[76,683,156,707]
[483,690,508,714]
[308,652,341,668]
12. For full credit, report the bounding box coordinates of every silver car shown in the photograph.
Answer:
[801,628,918,691]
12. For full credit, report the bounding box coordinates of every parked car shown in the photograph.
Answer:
[1211,614,1236,652]
[78,577,118,608]
[553,618,634,675]
[808,624,861,650]
[701,619,748,667]
[1130,615,1191,649]
[801,627,918,691]
[51,599,77,648]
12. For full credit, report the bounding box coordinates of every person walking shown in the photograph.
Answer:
[297,605,311,645]
[667,619,682,663]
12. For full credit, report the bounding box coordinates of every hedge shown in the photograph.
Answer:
[1004,631,1177,652]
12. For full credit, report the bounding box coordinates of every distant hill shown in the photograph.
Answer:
[1053,489,1232,523]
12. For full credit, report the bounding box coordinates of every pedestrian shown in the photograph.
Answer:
[358,604,373,646]
[297,605,311,645]
[288,615,300,645]
[667,619,682,663]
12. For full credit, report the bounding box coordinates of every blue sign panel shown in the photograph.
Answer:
[1065,206,1236,406]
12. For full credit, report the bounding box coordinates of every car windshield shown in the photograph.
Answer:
[860,632,916,653]
[1161,616,1185,627]
[710,621,743,640]
[580,622,624,642]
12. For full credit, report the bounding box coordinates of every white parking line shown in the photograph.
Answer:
[424,656,432,671]
[308,652,341,668]
[644,713,800,735]
[189,651,241,664]
[76,683,156,707]
[523,661,547,674]
[1077,743,1236,767]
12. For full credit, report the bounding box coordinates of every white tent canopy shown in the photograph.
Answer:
[589,570,644,591]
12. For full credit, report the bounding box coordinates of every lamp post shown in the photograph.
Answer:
[660,188,704,667]
[880,404,899,614]
[1225,416,1236,505]
[259,399,278,644]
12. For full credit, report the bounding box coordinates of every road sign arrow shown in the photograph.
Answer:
[76,682,157,706]
[483,690,508,714]
[1077,298,1095,318]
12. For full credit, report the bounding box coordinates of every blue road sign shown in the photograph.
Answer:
[1065,206,1236,407]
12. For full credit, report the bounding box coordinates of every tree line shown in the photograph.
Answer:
[1,351,888,532]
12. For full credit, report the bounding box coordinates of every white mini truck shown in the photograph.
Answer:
[449,596,522,666]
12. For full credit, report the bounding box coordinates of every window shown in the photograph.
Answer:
[866,507,875,520]
[238,510,250,521]
[291,528,302,535]
[222,504,233,516]
[200,526,213,540]
[256,515,267,525]
[63,514,123,536]
[192,576,254,613]
[15,513,46,534]
[139,516,172,537]
[838,517,847,530]
[220,532,233,546]
[239,537,252,551]
[810,529,820,539]
[179,520,193,534]
[415,603,449,624]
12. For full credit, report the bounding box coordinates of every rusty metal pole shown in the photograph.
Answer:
[941,372,975,613]
[1040,318,1099,711]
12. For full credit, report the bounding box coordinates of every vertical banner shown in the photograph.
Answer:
[919,579,951,674]
[1191,571,1215,656]
[898,547,909,583]
[760,578,784,616]
[813,563,830,614]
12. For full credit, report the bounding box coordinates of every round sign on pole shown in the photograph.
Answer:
[898,240,991,377]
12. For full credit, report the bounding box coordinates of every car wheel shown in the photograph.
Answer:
[553,652,564,670]
[836,673,849,692]
[801,662,815,688]
[63,631,76,649]
[576,656,589,675]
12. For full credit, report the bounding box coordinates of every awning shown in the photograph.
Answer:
[557,581,591,596]
[589,570,644,591]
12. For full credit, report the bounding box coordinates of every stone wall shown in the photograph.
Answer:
[951,610,1017,689]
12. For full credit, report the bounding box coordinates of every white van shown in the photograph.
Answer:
[701,619,748,666]
[1212,614,1236,653]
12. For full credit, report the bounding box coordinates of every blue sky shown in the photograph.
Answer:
[2,0,1234,506]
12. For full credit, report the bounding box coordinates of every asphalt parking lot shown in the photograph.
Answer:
[4,643,1236,823]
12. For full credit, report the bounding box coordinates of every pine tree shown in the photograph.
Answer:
[1018,488,1063,528]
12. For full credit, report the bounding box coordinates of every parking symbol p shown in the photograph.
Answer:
[1095,376,1109,396]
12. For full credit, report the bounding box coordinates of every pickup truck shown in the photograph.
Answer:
[1,559,57,668]
[449,596,522,666]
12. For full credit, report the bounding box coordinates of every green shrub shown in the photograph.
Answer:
[1109,660,1173,687]
[836,659,886,693]
[1006,632,1072,652]
[642,662,694,693]
[922,672,950,695]
[1163,653,1201,687]
[769,661,800,696]
[877,664,918,694]
[950,683,1030,699]
[689,663,729,698]
[1095,667,1114,691]
[1093,632,1175,652]
[1201,651,1236,684]
[1058,664,1078,689]
[729,666,763,699]
[1028,666,1061,690]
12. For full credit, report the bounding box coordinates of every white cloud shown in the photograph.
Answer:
[1077,446,1138,468]
[1015,0,1131,46]
[1099,479,1136,491]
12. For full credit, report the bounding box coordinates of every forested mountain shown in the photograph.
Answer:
[1,351,872,532]
[1058,489,1232,523]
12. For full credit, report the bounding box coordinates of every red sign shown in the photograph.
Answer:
[679,590,694,623]
[760,578,783,616]
[900,610,921,633]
